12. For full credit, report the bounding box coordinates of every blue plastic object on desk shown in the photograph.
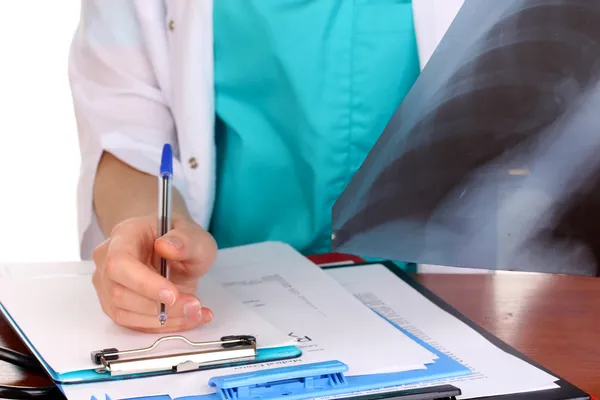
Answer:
[209,360,348,400]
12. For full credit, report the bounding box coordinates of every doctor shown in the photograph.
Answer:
[69,0,463,333]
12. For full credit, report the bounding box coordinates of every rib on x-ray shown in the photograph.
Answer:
[331,0,600,276]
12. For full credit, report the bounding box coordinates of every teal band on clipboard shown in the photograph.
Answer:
[59,344,302,385]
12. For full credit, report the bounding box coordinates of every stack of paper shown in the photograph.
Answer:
[325,264,561,399]
[0,242,564,400]
[0,243,442,400]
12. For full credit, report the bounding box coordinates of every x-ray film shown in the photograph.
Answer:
[332,0,600,276]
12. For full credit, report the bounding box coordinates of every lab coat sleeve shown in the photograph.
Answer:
[68,0,181,259]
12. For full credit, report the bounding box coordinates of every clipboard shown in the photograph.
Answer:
[0,262,474,400]
[319,260,592,400]
[0,298,470,400]
[0,245,474,400]
[0,300,303,385]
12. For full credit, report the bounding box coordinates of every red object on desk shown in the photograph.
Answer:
[307,253,364,265]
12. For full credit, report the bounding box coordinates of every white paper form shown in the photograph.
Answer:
[206,242,436,376]
[0,270,293,375]
[325,264,560,399]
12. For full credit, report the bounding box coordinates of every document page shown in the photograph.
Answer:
[324,264,560,399]
[206,242,436,376]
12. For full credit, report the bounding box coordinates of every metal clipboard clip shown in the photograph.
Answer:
[91,335,257,376]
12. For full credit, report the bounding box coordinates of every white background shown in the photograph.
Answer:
[0,2,82,263]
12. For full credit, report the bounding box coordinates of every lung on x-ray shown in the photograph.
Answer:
[331,0,600,276]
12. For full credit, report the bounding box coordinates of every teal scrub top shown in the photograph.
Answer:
[210,0,420,256]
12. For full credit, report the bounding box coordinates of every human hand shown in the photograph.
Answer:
[92,214,218,333]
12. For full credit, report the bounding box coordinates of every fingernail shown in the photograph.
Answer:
[184,300,202,319]
[162,236,182,249]
[159,289,176,306]
[201,309,214,323]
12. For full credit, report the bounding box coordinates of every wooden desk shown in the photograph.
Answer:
[415,272,600,397]
[1,272,599,397]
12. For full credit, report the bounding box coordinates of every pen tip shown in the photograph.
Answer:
[159,313,167,326]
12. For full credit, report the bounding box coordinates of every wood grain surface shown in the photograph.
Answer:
[415,272,600,397]
[1,272,598,397]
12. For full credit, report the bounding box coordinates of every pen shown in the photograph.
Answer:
[158,143,173,326]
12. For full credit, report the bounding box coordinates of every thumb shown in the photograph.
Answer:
[154,221,217,278]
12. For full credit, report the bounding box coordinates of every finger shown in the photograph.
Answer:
[104,218,172,305]
[107,282,206,320]
[110,307,213,331]
[104,251,180,305]
[92,238,110,267]
[154,221,217,276]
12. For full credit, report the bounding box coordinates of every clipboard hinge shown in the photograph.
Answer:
[209,360,349,400]
[91,335,257,376]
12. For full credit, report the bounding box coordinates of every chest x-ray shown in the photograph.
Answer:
[332,0,600,276]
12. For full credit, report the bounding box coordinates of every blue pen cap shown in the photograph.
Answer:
[160,144,173,176]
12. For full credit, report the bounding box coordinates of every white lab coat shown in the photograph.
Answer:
[68,0,464,260]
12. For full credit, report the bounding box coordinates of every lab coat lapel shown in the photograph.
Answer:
[163,0,187,24]
[164,0,217,227]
